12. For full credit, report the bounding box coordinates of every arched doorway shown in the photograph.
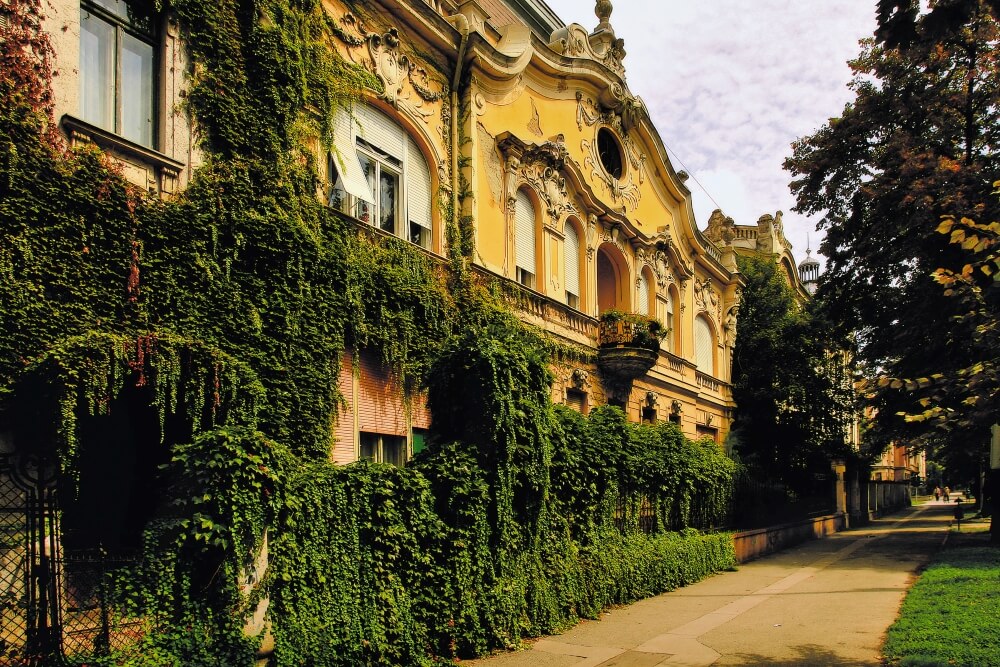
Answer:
[597,243,630,313]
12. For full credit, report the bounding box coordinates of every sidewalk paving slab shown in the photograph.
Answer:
[463,502,953,667]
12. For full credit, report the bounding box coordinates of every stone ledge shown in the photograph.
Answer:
[733,512,846,564]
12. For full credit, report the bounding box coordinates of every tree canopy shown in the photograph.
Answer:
[730,255,856,492]
[785,0,1000,453]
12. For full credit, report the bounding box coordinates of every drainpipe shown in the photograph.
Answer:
[448,14,470,257]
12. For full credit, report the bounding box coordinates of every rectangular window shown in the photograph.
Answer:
[412,428,429,455]
[120,32,154,146]
[377,167,399,233]
[696,425,718,443]
[566,389,587,414]
[516,267,535,289]
[409,222,431,248]
[359,432,407,466]
[566,291,579,309]
[80,1,157,148]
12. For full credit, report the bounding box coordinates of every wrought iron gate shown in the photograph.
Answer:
[0,452,61,666]
[0,453,146,666]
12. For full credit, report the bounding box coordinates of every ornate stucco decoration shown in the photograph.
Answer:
[586,213,599,259]
[636,246,674,290]
[600,223,629,255]
[528,100,543,137]
[651,228,693,285]
[330,16,448,124]
[754,210,793,255]
[498,135,578,225]
[571,368,589,389]
[703,209,736,246]
[367,29,446,120]
[576,92,647,211]
[723,306,738,348]
[693,278,721,322]
[548,23,625,78]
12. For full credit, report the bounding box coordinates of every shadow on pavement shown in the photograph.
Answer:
[720,643,875,666]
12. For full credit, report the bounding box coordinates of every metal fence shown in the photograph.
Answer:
[0,453,147,666]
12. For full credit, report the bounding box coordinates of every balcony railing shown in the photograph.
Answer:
[696,371,722,393]
[597,312,667,352]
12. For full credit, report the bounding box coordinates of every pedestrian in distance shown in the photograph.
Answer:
[944,486,951,502]
[934,486,941,502]
[954,498,964,531]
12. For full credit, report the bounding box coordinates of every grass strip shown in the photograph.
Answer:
[882,527,1000,666]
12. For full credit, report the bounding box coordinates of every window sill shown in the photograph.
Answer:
[61,115,185,192]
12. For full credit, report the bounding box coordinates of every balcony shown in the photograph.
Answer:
[597,313,667,401]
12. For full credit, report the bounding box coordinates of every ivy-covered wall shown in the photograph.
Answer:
[0,1,739,665]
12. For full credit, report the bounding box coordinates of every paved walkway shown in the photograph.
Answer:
[465,502,955,667]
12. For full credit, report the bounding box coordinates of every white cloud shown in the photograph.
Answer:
[542,0,877,267]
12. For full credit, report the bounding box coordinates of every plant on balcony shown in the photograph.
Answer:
[598,309,668,352]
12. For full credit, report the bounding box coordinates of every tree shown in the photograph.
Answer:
[784,1,1000,457]
[730,255,856,494]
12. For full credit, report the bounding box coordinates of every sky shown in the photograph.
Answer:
[542,0,881,268]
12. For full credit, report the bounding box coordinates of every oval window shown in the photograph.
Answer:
[597,127,624,180]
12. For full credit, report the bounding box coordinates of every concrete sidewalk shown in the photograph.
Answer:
[464,502,953,667]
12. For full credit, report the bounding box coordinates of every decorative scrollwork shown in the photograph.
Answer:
[330,17,448,124]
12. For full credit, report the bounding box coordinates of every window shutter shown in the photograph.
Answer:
[332,352,356,464]
[514,190,536,275]
[695,317,714,374]
[637,272,650,316]
[406,135,432,230]
[665,291,675,351]
[357,351,407,436]
[332,108,375,204]
[564,224,580,297]
[355,103,404,158]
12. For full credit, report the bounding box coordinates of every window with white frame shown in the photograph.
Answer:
[514,189,536,289]
[564,223,581,309]
[359,432,407,466]
[695,316,714,374]
[80,0,157,148]
[328,104,433,249]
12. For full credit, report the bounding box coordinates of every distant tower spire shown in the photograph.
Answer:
[798,231,821,296]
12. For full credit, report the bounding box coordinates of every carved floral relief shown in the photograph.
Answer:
[330,16,448,126]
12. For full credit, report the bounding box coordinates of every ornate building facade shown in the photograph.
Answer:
[42,0,747,461]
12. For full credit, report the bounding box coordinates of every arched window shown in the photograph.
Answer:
[328,103,434,249]
[637,270,653,317]
[695,316,715,375]
[564,222,581,309]
[514,189,536,288]
[597,244,629,313]
[664,288,676,353]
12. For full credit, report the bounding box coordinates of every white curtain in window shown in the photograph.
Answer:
[121,33,154,147]
[564,224,580,297]
[80,11,115,132]
[695,317,714,374]
[637,272,651,316]
[406,135,432,230]
[514,190,536,275]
